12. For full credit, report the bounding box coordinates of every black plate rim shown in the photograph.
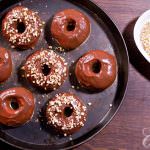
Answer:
[0,0,129,149]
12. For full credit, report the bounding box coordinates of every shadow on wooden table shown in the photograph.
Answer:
[123,18,150,81]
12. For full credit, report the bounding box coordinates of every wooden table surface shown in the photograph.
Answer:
[1,0,150,150]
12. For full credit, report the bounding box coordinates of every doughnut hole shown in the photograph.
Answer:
[17,21,26,33]
[64,105,73,117]
[92,60,101,73]
[9,97,20,110]
[41,64,51,76]
[66,19,76,31]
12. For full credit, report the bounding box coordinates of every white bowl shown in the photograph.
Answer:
[134,9,150,63]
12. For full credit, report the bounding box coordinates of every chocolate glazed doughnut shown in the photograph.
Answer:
[0,47,12,83]
[51,9,90,50]
[75,50,117,90]
[46,93,87,135]
[2,6,43,49]
[0,87,35,127]
[23,49,68,91]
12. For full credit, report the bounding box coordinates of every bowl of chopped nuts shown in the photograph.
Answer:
[134,9,150,63]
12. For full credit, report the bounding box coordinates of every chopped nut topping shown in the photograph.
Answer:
[46,93,87,134]
[140,21,150,56]
[24,50,68,90]
[3,6,43,47]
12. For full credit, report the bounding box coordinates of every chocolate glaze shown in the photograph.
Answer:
[0,87,35,127]
[46,93,87,135]
[75,50,117,90]
[2,6,43,49]
[51,9,90,50]
[0,47,12,83]
[23,49,68,91]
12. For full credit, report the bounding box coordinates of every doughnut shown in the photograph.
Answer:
[0,47,12,83]
[2,6,43,49]
[0,87,35,127]
[23,49,68,91]
[51,9,90,50]
[75,50,117,90]
[46,93,87,135]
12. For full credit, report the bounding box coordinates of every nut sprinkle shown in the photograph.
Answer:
[46,93,87,135]
[2,6,43,49]
[23,49,68,91]
[140,21,150,56]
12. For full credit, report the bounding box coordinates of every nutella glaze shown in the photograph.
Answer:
[46,93,87,136]
[0,87,35,127]
[51,9,90,50]
[23,49,68,91]
[2,6,43,49]
[0,47,12,83]
[75,50,117,90]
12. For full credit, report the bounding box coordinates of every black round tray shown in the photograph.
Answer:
[0,0,128,149]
